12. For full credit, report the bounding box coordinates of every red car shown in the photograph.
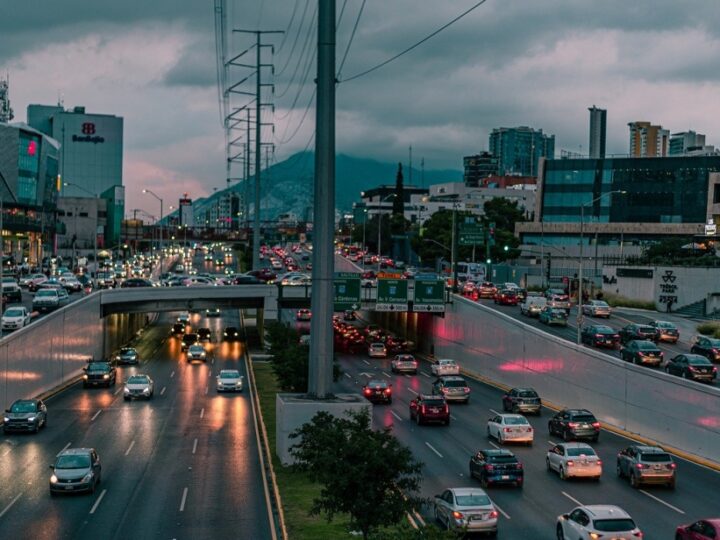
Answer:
[409,394,450,426]
[494,289,519,306]
[675,518,720,539]
[477,282,497,299]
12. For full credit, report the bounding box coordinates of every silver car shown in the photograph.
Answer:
[123,374,154,400]
[487,414,534,445]
[390,354,418,374]
[216,369,244,393]
[187,344,207,362]
[49,448,102,495]
[582,300,611,318]
[434,487,498,535]
[115,347,139,365]
[546,442,602,481]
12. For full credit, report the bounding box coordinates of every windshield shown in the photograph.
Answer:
[4,308,24,317]
[637,342,658,350]
[487,455,517,464]
[595,327,615,334]
[504,416,528,425]
[443,379,467,388]
[637,326,654,332]
[120,348,135,354]
[593,301,609,307]
[707,338,720,347]
[220,371,240,379]
[87,363,109,372]
[656,322,676,329]
[566,447,596,457]
[36,290,57,297]
[10,401,37,413]
[189,345,204,352]
[689,357,711,366]
[571,414,596,422]
[422,399,445,406]
[641,453,671,462]
[593,519,637,532]
[368,381,388,389]
[55,454,91,469]
[455,494,491,507]
[519,391,538,398]
[127,376,149,384]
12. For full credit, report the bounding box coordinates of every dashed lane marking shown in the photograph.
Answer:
[91,410,102,421]
[179,487,188,512]
[425,442,443,458]
[639,489,685,514]
[0,493,22,519]
[561,491,582,506]
[89,489,107,515]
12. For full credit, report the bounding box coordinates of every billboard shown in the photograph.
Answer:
[179,197,194,227]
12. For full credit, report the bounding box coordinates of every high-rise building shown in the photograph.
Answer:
[0,76,13,123]
[628,121,669,157]
[588,106,606,159]
[463,151,499,187]
[489,126,555,177]
[669,131,712,155]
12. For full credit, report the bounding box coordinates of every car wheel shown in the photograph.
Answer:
[546,458,552,471]
[556,524,565,540]
[480,474,489,488]
[123,396,129,401]
[563,429,572,442]
[630,473,639,489]
[33,422,40,433]
[433,506,442,525]
[559,466,567,480]
[548,422,555,435]
[682,371,688,379]
[416,415,422,426]
[665,366,670,374]
[616,463,624,478]
[668,479,676,489]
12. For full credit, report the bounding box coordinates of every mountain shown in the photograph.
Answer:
[193,152,462,221]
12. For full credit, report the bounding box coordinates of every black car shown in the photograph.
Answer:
[501,388,541,415]
[120,278,153,288]
[223,326,240,341]
[620,340,664,366]
[548,409,600,442]
[650,320,679,343]
[233,275,262,284]
[3,399,47,433]
[468,449,524,488]
[343,310,356,321]
[690,336,720,363]
[171,323,186,336]
[115,347,139,365]
[362,380,392,404]
[665,354,717,383]
[82,361,117,388]
[181,333,199,351]
[198,327,212,342]
[581,325,620,348]
[618,324,657,344]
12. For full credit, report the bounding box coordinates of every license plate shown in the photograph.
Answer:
[430,408,440,413]
[501,475,509,480]
[581,424,589,428]
[65,485,73,490]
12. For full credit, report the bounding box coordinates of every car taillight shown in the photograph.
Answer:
[636,463,645,469]
[464,387,470,393]
[566,460,574,467]
[567,422,579,428]
[443,405,449,414]
[442,388,449,393]
[516,462,523,469]
[633,532,643,538]
[713,367,718,372]
[597,460,602,466]
[485,464,494,471]
[421,406,426,414]
[668,463,677,469]
[689,366,699,372]
[489,510,498,519]
[592,422,601,429]
[503,427,512,433]
[452,511,464,519]
[364,388,371,395]
[526,427,533,432]
[384,388,391,394]
[595,334,603,338]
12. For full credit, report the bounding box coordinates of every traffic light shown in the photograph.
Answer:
[503,245,509,252]
[486,258,491,264]
[488,222,496,247]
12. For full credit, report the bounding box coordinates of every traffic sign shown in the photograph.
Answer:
[334,272,361,311]
[459,222,484,246]
[376,278,409,312]
[412,279,445,312]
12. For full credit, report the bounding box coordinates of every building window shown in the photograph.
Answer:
[65,211,73,217]
[79,212,89,218]
[714,184,720,204]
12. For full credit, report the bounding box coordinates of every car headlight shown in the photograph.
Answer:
[82,374,88,380]
[115,356,121,361]
[142,388,150,394]
[28,416,36,422]
[124,387,130,394]
[50,474,58,484]
[82,472,94,483]
[236,381,243,387]
[103,374,110,379]
[3,416,9,422]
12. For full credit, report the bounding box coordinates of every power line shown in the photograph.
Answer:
[337,0,366,78]
[340,0,489,83]
[275,0,301,54]
[276,0,312,77]
[275,88,315,145]
[275,5,317,99]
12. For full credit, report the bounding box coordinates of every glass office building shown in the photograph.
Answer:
[489,126,555,177]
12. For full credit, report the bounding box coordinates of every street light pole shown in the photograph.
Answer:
[143,189,164,275]
[576,189,626,344]
[451,202,458,293]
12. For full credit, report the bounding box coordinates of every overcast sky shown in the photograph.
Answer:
[2,1,720,216]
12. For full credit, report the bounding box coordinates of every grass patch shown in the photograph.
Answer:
[602,293,657,311]
[696,321,720,337]
[252,362,354,540]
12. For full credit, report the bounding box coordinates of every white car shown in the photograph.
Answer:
[368,342,387,358]
[1,306,31,331]
[487,414,534,445]
[123,374,154,400]
[186,344,207,362]
[434,487,498,535]
[282,274,311,286]
[216,369,244,393]
[557,505,641,540]
[546,442,602,481]
[431,358,460,377]
[390,354,418,374]
[582,300,612,318]
[177,312,191,324]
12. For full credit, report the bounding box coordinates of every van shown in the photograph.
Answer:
[519,296,547,317]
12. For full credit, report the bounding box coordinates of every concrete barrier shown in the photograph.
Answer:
[369,294,720,464]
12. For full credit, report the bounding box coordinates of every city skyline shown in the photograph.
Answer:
[2,1,720,216]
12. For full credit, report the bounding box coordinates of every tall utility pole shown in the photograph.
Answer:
[308,0,335,399]
[231,29,282,270]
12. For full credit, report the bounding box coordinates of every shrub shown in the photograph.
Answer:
[602,293,656,311]
[697,322,720,336]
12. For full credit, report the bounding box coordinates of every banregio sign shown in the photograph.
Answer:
[72,123,105,144]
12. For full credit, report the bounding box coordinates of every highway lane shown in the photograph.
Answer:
[300,313,720,539]
[0,309,272,540]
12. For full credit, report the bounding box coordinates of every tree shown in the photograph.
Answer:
[290,409,424,540]
[350,215,392,254]
[393,163,405,217]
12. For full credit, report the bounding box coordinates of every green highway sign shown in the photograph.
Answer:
[334,272,361,311]
[412,279,446,312]
[459,222,484,246]
[376,278,409,312]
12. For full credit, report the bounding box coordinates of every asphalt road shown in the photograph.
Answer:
[0,309,272,540]
[286,310,720,539]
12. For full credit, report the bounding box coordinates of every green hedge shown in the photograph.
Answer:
[696,322,720,338]
[602,293,657,311]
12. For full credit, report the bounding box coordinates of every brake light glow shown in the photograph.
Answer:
[636,463,645,469]
[567,460,574,467]
[633,532,643,538]
[421,406,426,414]
[567,422,579,428]
[485,464,494,471]
[443,405,449,414]
[597,460,602,466]
[464,387,470,393]
[669,463,677,469]
[384,388,391,394]
[364,388,371,395]
[489,510,498,519]
[452,511,464,519]
[592,422,601,429]
[503,427,512,432]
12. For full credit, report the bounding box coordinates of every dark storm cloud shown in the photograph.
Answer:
[163,38,217,87]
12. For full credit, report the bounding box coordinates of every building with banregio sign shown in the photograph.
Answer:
[27,104,124,255]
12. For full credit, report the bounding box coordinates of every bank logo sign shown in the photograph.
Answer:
[73,123,105,144]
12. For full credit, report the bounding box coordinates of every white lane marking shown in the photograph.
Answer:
[488,440,500,450]
[199,408,205,419]
[344,373,351,379]
[207,371,211,378]
[421,372,430,378]
[124,440,135,456]
[192,438,198,455]
[407,512,418,529]
[89,489,107,514]
[0,493,22,519]
[450,414,457,420]
[390,411,402,421]
[489,409,501,416]
[425,442,444,458]
[170,371,175,378]
[412,509,426,526]
[61,442,72,453]
[639,489,685,514]
[204,385,208,395]
[491,499,511,520]
[211,358,215,365]
[362,359,370,366]
[160,386,166,396]
[382,372,391,378]
[562,491,583,506]
[91,410,102,421]
[179,487,188,512]
[114,387,123,395]
[407,388,418,395]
